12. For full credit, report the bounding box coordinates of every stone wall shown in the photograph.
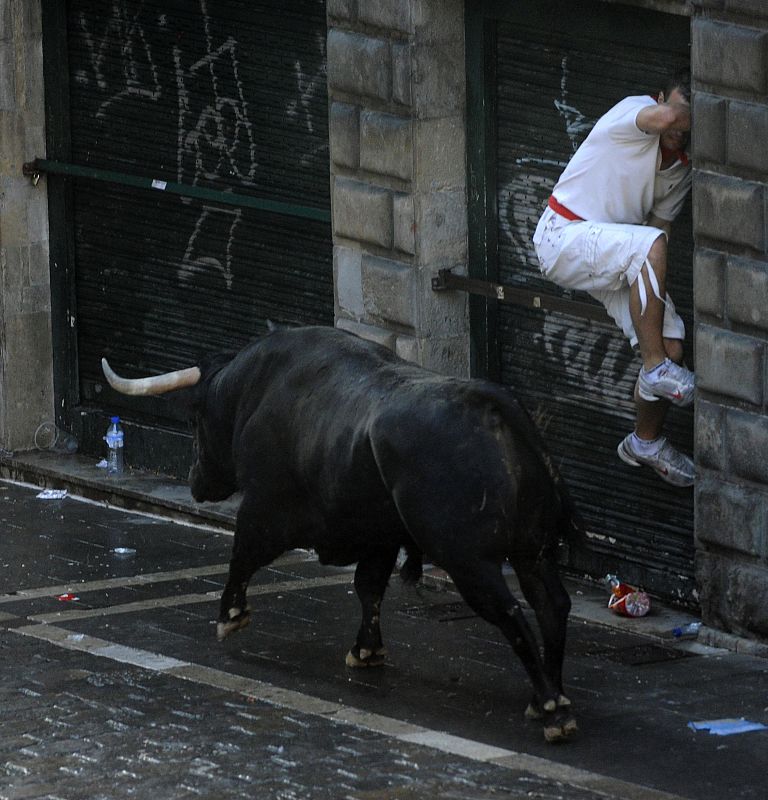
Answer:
[691,0,768,641]
[0,0,53,452]
[326,0,469,376]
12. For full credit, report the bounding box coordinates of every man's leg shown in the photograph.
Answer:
[629,234,669,371]
[629,235,694,407]
[619,336,693,487]
[634,337,684,440]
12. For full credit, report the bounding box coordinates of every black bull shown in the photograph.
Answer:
[102,325,580,742]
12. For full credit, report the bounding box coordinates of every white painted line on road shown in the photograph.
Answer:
[0,564,230,605]
[12,622,688,800]
[27,572,353,623]
[0,550,320,606]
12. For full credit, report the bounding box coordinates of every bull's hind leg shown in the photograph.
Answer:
[448,560,577,743]
[511,555,575,731]
[346,547,399,668]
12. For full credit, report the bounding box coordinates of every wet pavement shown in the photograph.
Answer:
[1,474,768,800]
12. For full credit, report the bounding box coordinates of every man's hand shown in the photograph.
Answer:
[637,89,691,135]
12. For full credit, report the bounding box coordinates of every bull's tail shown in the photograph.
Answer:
[488,386,585,542]
[399,542,424,584]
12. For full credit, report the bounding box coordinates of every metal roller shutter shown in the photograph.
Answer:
[47,0,331,475]
[478,2,694,601]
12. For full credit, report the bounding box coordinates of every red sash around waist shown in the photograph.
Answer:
[548,195,584,221]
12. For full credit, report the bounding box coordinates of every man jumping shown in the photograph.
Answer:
[533,69,694,487]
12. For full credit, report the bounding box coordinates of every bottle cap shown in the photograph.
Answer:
[111,416,120,423]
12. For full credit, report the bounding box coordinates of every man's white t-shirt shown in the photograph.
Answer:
[551,95,691,225]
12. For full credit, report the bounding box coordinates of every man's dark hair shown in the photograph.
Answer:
[665,67,691,103]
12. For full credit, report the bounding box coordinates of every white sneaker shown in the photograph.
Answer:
[617,434,694,487]
[637,359,694,406]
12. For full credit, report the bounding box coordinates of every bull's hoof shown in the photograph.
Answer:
[524,693,571,720]
[345,646,387,668]
[543,715,579,744]
[216,607,251,641]
[525,695,577,743]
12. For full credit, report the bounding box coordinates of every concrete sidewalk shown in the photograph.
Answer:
[1,455,767,799]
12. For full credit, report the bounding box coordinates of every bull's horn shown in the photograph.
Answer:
[101,358,201,396]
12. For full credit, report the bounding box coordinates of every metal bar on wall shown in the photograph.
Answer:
[23,158,331,223]
[432,268,613,324]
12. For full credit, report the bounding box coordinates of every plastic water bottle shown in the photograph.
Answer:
[672,621,702,639]
[104,416,124,476]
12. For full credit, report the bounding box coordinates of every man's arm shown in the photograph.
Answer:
[636,101,690,135]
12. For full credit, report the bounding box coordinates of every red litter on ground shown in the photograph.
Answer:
[604,574,650,618]
[56,593,79,602]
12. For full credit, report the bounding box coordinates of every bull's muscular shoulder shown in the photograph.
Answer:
[228,325,411,388]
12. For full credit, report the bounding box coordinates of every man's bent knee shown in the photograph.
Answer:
[663,338,684,364]
[647,234,668,272]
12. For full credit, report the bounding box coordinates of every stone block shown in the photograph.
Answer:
[692,93,726,164]
[332,177,393,248]
[0,190,28,249]
[695,325,764,405]
[693,248,725,318]
[0,114,26,172]
[696,476,767,557]
[327,30,392,102]
[696,552,768,639]
[1,243,24,297]
[360,110,413,181]
[334,245,363,318]
[727,407,768,484]
[393,192,416,255]
[1,310,54,448]
[726,0,768,19]
[329,102,360,169]
[413,0,465,43]
[335,318,397,350]
[695,399,725,471]
[27,241,49,287]
[27,198,49,247]
[727,256,768,331]
[359,0,412,34]
[411,43,465,117]
[418,334,469,377]
[692,19,768,94]
[728,101,768,174]
[392,43,412,107]
[20,39,44,112]
[394,334,419,364]
[22,282,51,313]
[416,265,468,337]
[415,190,467,265]
[362,254,415,328]
[326,0,356,21]
[0,4,10,42]
[414,115,466,192]
[693,173,764,251]
[0,41,15,111]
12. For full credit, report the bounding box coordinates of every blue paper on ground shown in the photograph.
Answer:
[688,718,768,736]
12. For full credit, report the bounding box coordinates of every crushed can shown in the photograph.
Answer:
[604,574,650,618]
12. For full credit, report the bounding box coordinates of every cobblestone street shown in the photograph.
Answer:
[2,478,767,799]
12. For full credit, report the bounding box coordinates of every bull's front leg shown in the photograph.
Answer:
[216,495,289,642]
[217,556,253,641]
[345,548,399,668]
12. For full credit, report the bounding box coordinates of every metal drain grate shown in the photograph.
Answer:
[589,643,698,666]
[399,601,477,622]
